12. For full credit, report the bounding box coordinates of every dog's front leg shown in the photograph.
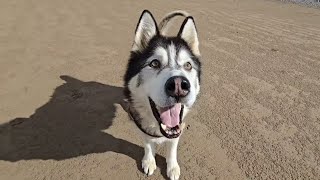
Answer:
[142,139,156,176]
[166,138,180,180]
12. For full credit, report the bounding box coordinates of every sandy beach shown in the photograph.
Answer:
[0,0,319,179]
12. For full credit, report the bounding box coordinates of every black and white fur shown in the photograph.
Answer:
[123,10,201,180]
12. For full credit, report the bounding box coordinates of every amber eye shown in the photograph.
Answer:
[184,62,192,71]
[149,59,161,69]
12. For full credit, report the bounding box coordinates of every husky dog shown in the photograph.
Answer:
[123,10,201,180]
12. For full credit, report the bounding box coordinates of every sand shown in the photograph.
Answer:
[0,0,320,179]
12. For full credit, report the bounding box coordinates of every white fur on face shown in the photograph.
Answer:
[153,47,168,66]
[176,48,200,106]
[129,44,200,109]
[168,43,176,67]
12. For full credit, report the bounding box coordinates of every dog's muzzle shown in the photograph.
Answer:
[165,76,190,100]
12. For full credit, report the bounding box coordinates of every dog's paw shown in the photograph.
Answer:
[167,163,180,180]
[142,157,157,176]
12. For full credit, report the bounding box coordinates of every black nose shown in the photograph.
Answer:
[165,76,190,98]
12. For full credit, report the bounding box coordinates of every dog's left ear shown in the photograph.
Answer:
[178,17,200,56]
[132,10,159,52]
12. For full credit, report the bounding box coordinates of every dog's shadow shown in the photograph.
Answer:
[0,75,167,177]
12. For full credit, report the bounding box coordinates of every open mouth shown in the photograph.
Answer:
[149,97,184,138]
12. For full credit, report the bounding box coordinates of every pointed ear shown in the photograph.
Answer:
[178,17,200,56]
[132,10,159,51]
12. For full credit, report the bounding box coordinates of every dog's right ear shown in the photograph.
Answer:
[132,10,159,52]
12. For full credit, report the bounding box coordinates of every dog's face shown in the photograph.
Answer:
[124,10,201,138]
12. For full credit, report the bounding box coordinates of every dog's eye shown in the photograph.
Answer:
[184,62,192,71]
[149,59,161,69]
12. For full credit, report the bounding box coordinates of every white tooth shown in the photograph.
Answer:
[168,131,173,135]
[161,123,167,130]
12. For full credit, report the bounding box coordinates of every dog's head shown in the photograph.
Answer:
[124,10,201,138]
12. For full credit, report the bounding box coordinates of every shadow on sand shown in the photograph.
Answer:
[0,75,167,177]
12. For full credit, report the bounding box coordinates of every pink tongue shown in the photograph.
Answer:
[159,103,181,128]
